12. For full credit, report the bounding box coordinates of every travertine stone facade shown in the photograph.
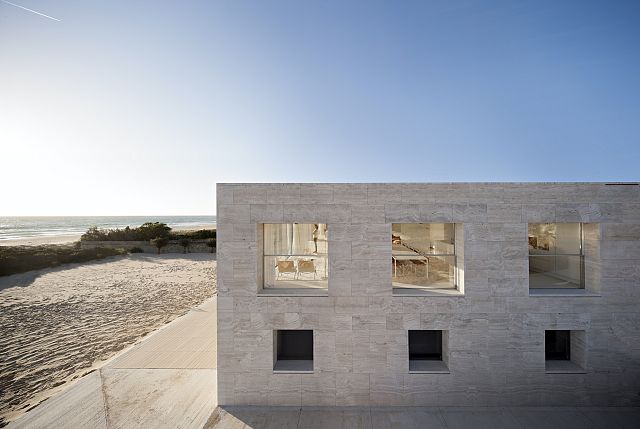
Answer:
[216,183,640,406]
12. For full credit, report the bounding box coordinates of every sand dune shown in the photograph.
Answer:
[0,254,216,426]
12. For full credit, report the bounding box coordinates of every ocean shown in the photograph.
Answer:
[0,216,217,241]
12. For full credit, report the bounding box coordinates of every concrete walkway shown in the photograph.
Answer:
[8,297,218,429]
[206,406,640,429]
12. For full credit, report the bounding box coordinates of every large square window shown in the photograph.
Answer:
[273,330,314,372]
[529,223,584,289]
[263,224,328,291]
[392,224,457,293]
[408,330,449,373]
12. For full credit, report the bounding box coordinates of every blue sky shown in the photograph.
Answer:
[1,0,639,215]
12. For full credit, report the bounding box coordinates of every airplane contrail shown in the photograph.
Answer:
[1,0,61,21]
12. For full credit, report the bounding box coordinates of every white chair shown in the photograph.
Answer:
[297,259,317,280]
[276,260,296,280]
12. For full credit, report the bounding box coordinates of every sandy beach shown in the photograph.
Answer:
[0,234,83,246]
[0,253,216,426]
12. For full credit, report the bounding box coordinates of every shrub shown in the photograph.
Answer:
[150,237,169,254]
[170,229,216,240]
[81,222,172,242]
[179,238,190,254]
[0,245,128,277]
[129,246,144,253]
[206,238,216,253]
[81,226,108,241]
[138,222,171,241]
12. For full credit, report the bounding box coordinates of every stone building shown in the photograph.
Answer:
[216,183,640,406]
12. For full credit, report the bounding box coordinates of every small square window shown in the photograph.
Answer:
[409,330,442,360]
[545,330,587,373]
[274,330,313,372]
[408,330,449,373]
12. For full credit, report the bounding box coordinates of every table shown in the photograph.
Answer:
[392,251,429,278]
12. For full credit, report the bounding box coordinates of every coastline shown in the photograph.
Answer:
[0,234,83,246]
[0,224,216,247]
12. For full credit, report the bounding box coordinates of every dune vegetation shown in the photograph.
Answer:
[80,222,216,242]
[0,244,128,277]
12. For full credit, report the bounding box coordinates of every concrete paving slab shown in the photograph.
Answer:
[208,406,301,429]
[299,407,372,429]
[203,407,249,429]
[440,407,522,429]
[580,407,640,429]
[101,368,216,429]
[371,407,445,429]
[510,407,600,429]
[7,371,107,429]
[340,408,373,429]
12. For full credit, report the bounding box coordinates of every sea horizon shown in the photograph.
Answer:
[0,215,217,241]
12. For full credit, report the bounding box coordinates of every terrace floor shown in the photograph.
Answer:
[206,406,640,429]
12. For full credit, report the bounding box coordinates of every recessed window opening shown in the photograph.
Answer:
[409,330,442,360]
[545,330,570,361]
[529,223,584,289]
[274,330,314,372]
[263,224,328,290]
[544,330,586,373]
[392,223,457,292]
[408,330,449,373]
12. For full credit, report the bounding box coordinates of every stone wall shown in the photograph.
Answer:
[80,240,214,254]
[216,183,640,406]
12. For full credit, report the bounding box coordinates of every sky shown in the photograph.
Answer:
[1,0,639,215]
